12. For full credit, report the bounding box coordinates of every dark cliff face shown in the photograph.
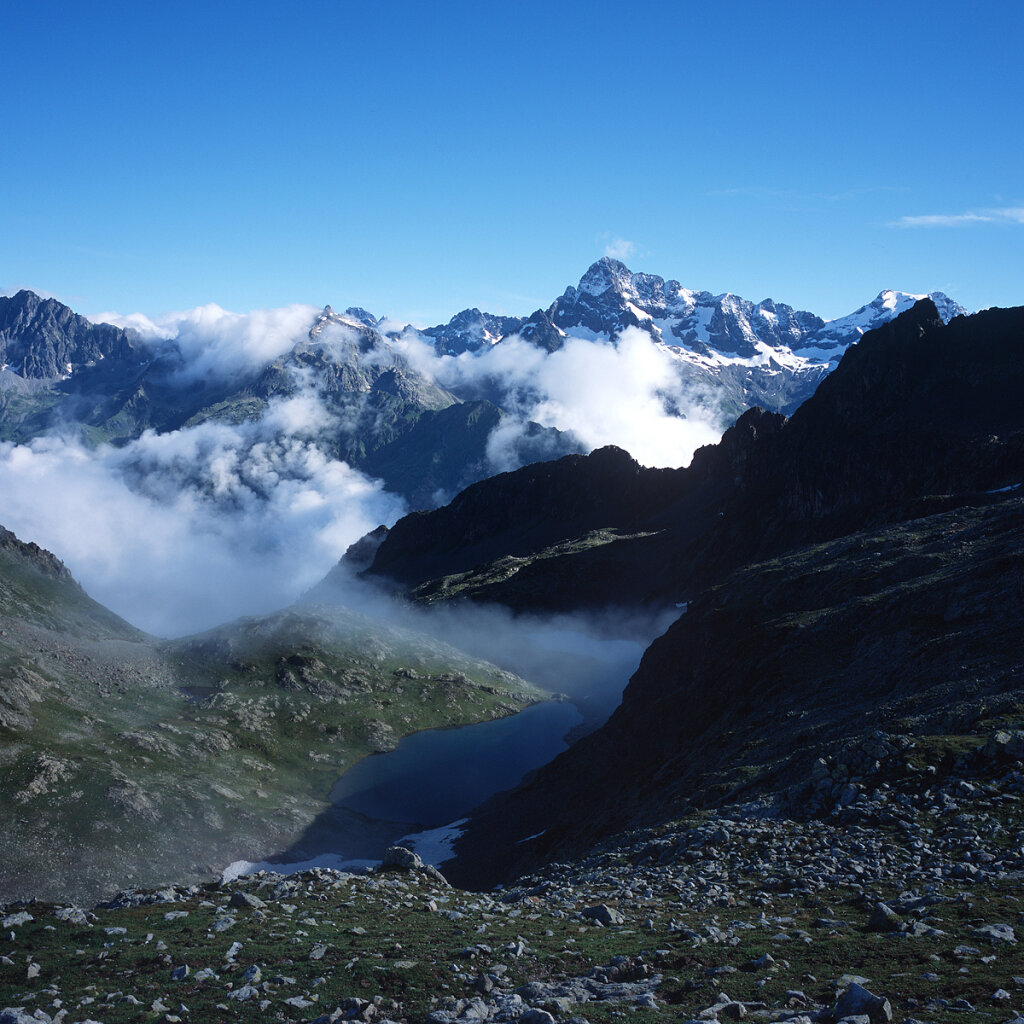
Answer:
[365,445,684,593]
[444,490,1024,889]
[363,301,1024,611]
[0,290,140,379]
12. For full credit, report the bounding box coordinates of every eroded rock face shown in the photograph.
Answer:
[0,290,139,379]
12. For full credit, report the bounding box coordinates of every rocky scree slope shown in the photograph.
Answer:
[0,528,545,906]
[443,488,1024,888]
[361,300,1024,613]
[1,735,1023,1024]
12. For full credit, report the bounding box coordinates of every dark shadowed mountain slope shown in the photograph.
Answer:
[362,301,1024,611]
[444,486,1024,889]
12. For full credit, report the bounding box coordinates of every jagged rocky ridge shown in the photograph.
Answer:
[0,291,139,379]
[422,258,964,420]
[0,295,579,508]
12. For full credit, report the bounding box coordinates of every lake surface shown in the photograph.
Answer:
[224,624,653,878]
[329,699,582,825]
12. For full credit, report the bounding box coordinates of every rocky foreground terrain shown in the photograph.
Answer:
[1,721,1022,1024]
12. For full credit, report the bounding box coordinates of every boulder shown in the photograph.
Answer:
[581,904,624,926]
[832,982,892,1023]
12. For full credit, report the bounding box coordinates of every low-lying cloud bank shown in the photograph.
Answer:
[395,325,725,471]
[0,409,406,636]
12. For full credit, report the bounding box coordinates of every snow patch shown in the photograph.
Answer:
[515,830,547,845]
[221,853,377,883]
[401,818,469,866]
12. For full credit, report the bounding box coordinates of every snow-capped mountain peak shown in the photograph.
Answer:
[414,261,968,422]
[576,256,636,298]
[797,290,968,353]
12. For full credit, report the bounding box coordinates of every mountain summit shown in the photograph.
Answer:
[423,259,966,419]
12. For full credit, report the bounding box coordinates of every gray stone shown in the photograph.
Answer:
[521,1011,556,1024]
[53,907,90,926]
[581,904,624,926]
[983,730,1024,760]
[867,902,901,932]
[227,984,259,1001]
[0,1011,41,1024]
[171,965,190,980]
[833,983,892,1024]
[228,891,266,910]
[974,923,1017,944]
[382,846,423,871]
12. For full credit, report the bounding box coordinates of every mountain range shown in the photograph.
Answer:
[0,264,965,510]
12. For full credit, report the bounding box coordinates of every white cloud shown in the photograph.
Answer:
[92,302,320,380]
[603,237,637,260]
[0,396,406,637]
[0,296,728,638]
[892,206,1024,228]
[396,326,724,471]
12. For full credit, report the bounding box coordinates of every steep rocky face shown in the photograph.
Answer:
[0,290,140,379]
[423,308,526,355]
[419,258,967,423]
[362,301,1024,610]
[426,257,963,373]
[444,488,1024,889]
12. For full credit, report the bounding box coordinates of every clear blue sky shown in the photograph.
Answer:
[3,0,1022,324]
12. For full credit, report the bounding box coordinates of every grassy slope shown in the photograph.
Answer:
[0,539,547,906]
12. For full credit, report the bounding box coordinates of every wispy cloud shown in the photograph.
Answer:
[892,207,1024,228]
[603,237,636,260]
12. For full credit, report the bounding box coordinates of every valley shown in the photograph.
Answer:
[1,287,1023,1024]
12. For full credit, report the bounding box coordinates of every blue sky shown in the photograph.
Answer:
[3,0,1022,324]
